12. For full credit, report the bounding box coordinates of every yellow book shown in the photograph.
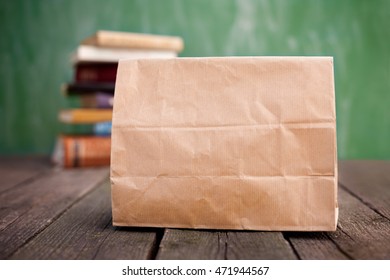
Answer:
[59,109,112,124]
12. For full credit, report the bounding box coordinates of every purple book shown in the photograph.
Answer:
[80,92,114,108]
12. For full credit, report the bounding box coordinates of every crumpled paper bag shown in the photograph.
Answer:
[111,57,338,231]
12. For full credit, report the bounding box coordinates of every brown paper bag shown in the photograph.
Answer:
[111,57,338,231]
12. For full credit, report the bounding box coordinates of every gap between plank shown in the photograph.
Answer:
[223,232,228,260]
[282,233,301,260]
[147,228,165,260]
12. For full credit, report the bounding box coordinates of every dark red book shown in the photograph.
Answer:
[62,82,116,94]
[75,62,118,82]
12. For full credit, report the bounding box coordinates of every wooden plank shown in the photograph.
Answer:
[93,227,160,260]
[285,232,349,260]
[226,232,297,260]
[339,160,390,219]
[326,187,390,259]
[10,179,158,260]
[0,156,50,193]
[25,178,113,260]
[157,229,226,260]
[157,230,297,260]
[0,167,109,259]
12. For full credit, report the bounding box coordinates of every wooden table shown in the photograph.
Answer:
[0,158,389,260]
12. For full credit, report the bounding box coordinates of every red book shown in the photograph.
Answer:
[62,82,116,94]
[52,135,111,168]
[75,63,118,82]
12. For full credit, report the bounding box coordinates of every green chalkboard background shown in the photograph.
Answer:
[0,0,389,158]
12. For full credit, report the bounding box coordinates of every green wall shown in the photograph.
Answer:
[0,0,389,158]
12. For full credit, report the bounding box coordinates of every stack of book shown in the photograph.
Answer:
[53,31,184,168]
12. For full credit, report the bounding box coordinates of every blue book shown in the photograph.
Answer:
[93,122,112,136]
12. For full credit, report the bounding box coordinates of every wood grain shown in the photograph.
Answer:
[226,232,297,260]
[93,227,160,260]
[157,229,226,260]
[0,156,50,193]
[339,160,390,219]
[10,179,157,260]
[285,232,349,260]
[0,167,109,259]
[157,230,297,260]
[327,187,390,259]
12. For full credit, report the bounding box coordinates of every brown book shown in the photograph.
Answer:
[52,136,111,168]
[75,62,118,82]
[79,92,114,108]
[81,30,184,52]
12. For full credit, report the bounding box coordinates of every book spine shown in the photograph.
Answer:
[63,82,116,94]
[59,124,94,135]
[59,109,113,124]
[93,122,112,136]
[59,122,111,136]
[62,136,111,168]
[80,93,114,108]
[82,30,184,52]
[72,45,177,63]
[75,63,118,82]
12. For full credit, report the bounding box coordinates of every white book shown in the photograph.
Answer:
[72,45,178,63]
